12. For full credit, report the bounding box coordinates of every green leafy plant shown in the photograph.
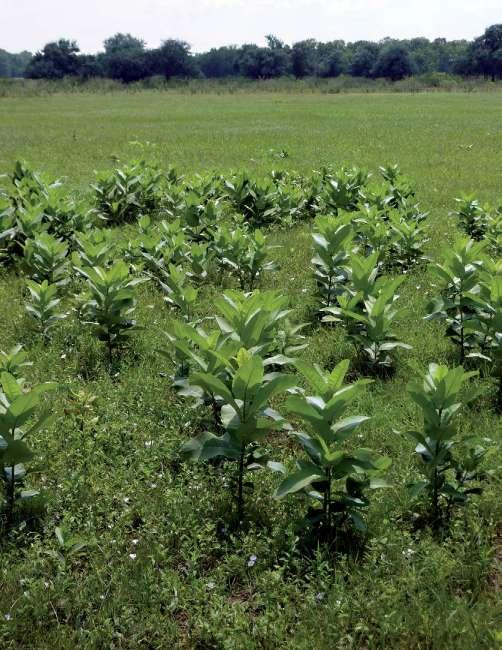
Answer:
[0,345,32,381]
[23,232,70,286]
[426,238,486,361]
[0,371,56,527]
[464,272,502,410]
[158,264,198,322]
[317,166,369,215]
[212,290,293,358]
[161,319,239,427]
[405,363,486,530]
[386,212,429,270]
[216,226,277,290]
[311,217,353,310]
[181,349,296,523]
[92,159,163,225]
[452,195,489,241]
[275,359,389,540]
[71,229,114,270]
[25,280,67,341]
[327,278,411,374]
[76,262,143,364]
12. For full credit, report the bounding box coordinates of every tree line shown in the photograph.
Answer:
[1,25,501,83]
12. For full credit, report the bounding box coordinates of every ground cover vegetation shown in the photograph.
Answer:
[1,24,502,85]
[0,91,500,648]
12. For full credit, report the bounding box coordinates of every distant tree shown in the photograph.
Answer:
[101,33,148,82]
[291,39,318,77]
[470,24,502,80]
[0,49,32,77]
[237,38,290,79]
[105,50,148,82]
[196,46,240,77]
[151,39,193,79]
[349,41,380,77]
[433,38,469,74]
[407,37,436,74]
[317,41,346,77]
[76,54,103,79]
[26,39,80,79]
[103,33,145,54]
[372,42,415,80]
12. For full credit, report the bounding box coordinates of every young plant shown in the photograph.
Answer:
[275,359,389,539]
[386,213,429,270]
[0,371,56,526]
[426,238,486,361]
[452,195,489,241]
[405,363,485,530]
[181,349,296,522]
[213,290,293,358]
[26,280,67,341]
[158,264,198,322]
[0,345,32,381]
[216,226,277,290]
[92,158,163,225]
[161,319,239,427]
[76,262,143,364]
[329,278,412,374]
[71,229,114,270]
[465,272,502,410]
[318,166,369,214]
[23,232,70,286]
[311,218,353,310]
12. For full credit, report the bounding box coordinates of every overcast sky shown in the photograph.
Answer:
[2,0,501,54]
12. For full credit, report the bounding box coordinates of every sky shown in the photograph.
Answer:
[1,0,501,54]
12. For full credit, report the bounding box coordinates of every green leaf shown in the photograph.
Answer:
[0,438,34,465]
[180,431,241,462]
[274,466,323,499]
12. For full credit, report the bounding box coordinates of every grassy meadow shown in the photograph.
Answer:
[0,91,501,649]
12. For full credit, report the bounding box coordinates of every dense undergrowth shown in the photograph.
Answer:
[0,156,500,648]
[1,74,501,98]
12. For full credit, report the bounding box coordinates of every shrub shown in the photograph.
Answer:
[405,363,486,530]
[275,359,389,540]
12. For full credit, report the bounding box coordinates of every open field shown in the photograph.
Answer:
[0,91,501,649]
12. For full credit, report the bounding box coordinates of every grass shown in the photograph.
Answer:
[0,90,501,649]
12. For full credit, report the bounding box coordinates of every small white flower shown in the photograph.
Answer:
[132,539,139,545]
[315,592,325,602]
[207,581,215,590]
[144,441,153,448]
[402,547,415,559]
[4,614,11,621]
[122,497,130,504]
[100,594,105,600]
[129,553,137,560]
[60,354,67,360]
[247,554,257,567]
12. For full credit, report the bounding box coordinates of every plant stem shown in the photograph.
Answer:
[326,468,332,535]
[7,463,15,527]
[237,444,246,524]
[432,466,439,530]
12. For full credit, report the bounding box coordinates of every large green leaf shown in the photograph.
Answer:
[180,431,241,462]
[274,466,323,499]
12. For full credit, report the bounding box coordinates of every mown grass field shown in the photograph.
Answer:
[0,91,501,649]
